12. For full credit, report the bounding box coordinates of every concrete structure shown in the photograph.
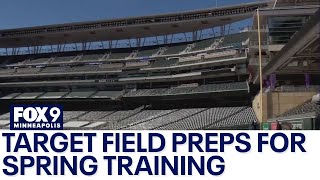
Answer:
[253,91,317,121]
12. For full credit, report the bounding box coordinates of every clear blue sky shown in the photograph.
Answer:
[0,0,260,30]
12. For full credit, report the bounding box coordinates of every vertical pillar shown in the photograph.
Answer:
[136,38,141,47]
[170,34,174,43]
[265,78,270,90]
[142,38,146,46]
[220,26,225,36]
[270,74,276,90]
[199,30,203,40]
[305,73,310,89]
[115,40,118,48]
[128,39,132,48]
[192,31,198,41]
[100,42,104,49]
[211,27,215,37]
[183,33,188,42]
[82,42,87,51]
[57,44,61,52]
[268,75,272,90]
[108,41,113,49]
[164,35,168,44]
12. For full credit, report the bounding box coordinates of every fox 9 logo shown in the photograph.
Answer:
[10,105,63,130]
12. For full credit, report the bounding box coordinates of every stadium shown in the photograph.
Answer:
[0,0,319,130]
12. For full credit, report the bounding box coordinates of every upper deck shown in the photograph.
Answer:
[0,1,269,48]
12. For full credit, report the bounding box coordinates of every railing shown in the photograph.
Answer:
[248,41,268,46]
[0,28,251,56]
[271,85,320,92]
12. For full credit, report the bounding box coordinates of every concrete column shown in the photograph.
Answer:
[270,74,276,90]
[265,77,271,89]
[305,73,310,89]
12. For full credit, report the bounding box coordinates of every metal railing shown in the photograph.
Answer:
[271,85,320,92]
[0,28,251,56]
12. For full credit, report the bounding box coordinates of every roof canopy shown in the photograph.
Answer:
[0,1,269,48]
[253,9,320,83]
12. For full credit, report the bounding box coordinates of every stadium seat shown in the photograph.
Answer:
[125,61,150,69]
[79,54,104,61]
[41,66,71,73]
[63,111,88,121]
[192,82,248,93]
[38,92,69,99]
[14,92,45,99]
[221,33,249,47]
[26,58,50,65]
[16,67,41,74]
[91,91,124,99]
[52,56,77,63]
[210,107,256,129]
[137,48,160,57]
[70,65,99,72]
[151,58,178,68]
[0,93,21,100]
[162,44,187,55]
[98,63,124,70]
[192,38,218,51]
[0,68,15,75]
[123,82,248,97]
[76,111,115,121]
[156,107,254,130]
[115,110,175,130]
[108,52,132,60]
[0,112,10,120]
[64,91,96,98]
[124,108,205,130]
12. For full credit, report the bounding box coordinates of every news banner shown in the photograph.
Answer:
[0,105,319,180]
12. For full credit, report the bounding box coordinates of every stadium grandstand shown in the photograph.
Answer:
[0,0,319,130]
[249,0,320,129]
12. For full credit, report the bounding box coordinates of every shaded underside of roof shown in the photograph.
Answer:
[0,1,269,48]
[253,8,320,83]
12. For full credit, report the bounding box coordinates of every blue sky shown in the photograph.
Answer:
[0,0,259,29]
